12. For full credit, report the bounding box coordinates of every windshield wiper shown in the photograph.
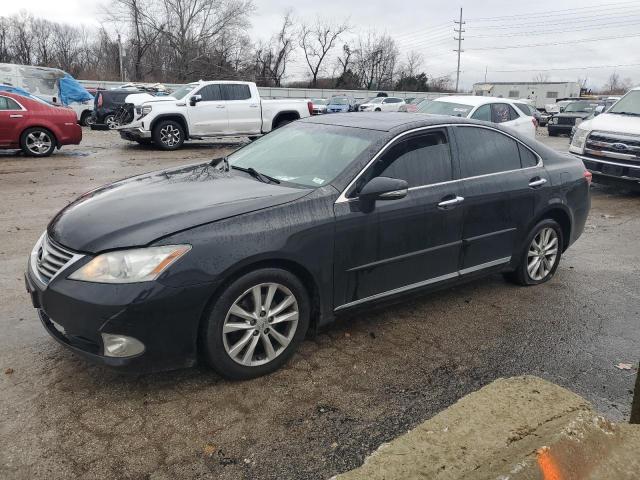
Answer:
[210,156,229,171]
[611,111,640,117]
[231,165,280,184]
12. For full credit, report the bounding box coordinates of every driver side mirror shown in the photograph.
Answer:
[594,105,604,116]
[358,176,408,212]
[190,94,202,106]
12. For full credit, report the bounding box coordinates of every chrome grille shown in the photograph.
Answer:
[35,234,76,283]
[585,131,640,164]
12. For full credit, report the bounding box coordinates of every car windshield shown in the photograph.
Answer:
[312,98,327,104]
[170,85,196,100]
[564,101,598,113]
[608,90,640,115]
[227,123,376,188]
[329,97,350,105]
[368,97,384,104]
[418,100,473,117]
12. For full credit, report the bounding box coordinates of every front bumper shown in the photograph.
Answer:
[570,153,640,189]
[119,127,152,141]
[547,123,573,134]
[25,261,213,373]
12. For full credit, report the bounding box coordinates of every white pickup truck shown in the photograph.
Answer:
[569,86,640,190]
[117,81,312,150]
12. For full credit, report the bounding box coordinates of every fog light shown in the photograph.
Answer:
[101,333,145,358]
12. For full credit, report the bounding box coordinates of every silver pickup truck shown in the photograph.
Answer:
[118,81,313,150]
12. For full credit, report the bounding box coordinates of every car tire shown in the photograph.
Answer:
[152,120,185,150]
[548,129,558,137]
[248,136,260,141]
[504,219,563,286]
[20,128,56,157]
[104,114,118,130]
[202,268,310,380]
[79,111,93,127]
[375,108,382,112]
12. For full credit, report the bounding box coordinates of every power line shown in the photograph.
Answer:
[471,62,640,74]
[466,19,640,38]
[468,0,640,22]
[473,11,640,30]
[465,32,640,51]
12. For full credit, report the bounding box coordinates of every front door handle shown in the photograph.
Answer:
[216,105,225,109]
[529,177,547,188]
[10,114,23,118]
[438,195,465,208]
[249,104,259,108]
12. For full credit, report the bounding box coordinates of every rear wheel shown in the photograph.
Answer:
[152,120,185,150]
[505,219,563,286]
[202,268,310,380]
[20,128,56,157]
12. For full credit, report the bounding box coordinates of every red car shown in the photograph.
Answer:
[0,91,82,157]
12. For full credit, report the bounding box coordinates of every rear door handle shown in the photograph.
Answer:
[529,177,547,188]
[216,105,225,109]
[249,104,259,108]
[438,195,465,208]
[10,114,23,118]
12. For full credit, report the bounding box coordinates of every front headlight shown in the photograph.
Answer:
[550,117,557,124]
[571,127,589,150]
[69,245,191,283]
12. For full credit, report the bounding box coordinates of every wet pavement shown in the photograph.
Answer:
[1,128,639,479]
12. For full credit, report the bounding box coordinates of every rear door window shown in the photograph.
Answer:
[359,130,453,189]
[221,84,252,101]
[518,144,539,168]
[0,96,21,110]
[491,103,518,123]
[455,126,522,177]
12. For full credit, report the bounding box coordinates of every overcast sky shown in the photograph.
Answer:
[4,0,640,89]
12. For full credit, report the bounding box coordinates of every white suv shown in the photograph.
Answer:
[359,97,406,112]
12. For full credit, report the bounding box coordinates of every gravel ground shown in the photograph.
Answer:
[0,127,638,480]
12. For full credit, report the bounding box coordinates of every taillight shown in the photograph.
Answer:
[97,93,103,108]
[307,101,313,116]
[584,170,592,185]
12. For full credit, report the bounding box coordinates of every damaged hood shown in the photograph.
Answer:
[49,162,311,253]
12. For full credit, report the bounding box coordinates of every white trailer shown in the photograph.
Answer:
[472,82,581,110]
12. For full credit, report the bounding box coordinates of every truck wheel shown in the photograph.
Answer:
[80,111,93,127]
[20,128,56,157]
[153,120,185,150]
[104,115,119,130]
[548,129,558,137]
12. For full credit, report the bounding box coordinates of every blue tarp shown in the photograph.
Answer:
[0,84,50,103]
[59,73,93,105]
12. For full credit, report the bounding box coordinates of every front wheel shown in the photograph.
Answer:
[202,268,310,380]
[152,120,185,150]
[104,114,118,130]
[505,219,563,286]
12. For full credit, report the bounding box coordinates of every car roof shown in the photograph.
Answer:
[301,112,485,132]
[433,95,521,107]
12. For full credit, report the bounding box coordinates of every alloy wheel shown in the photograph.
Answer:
[26,131,52,155]
[222,283,299,367]
[160,125,181,147]
[105,115,118,129]
[527,227,558,281]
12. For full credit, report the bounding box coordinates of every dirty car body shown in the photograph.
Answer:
[25,113,590,377]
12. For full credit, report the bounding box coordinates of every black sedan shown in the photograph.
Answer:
[25,114,591,379]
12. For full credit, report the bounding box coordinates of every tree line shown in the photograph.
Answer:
[0,1,450,92]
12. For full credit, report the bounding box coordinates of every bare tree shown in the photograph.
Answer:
[532,72,549,83]
[254,11,295,86]
[299,16,349,87]
[603,71,633,94]
[352,32,398,90]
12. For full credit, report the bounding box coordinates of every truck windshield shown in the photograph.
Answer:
[608,91,640,116]
[564,101,597,113]
[228,123,376,188]
[170,85,196,100]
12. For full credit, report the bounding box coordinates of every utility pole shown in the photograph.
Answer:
[484,66,488,83]
[454,7,465,92]
[117,34,125,83]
